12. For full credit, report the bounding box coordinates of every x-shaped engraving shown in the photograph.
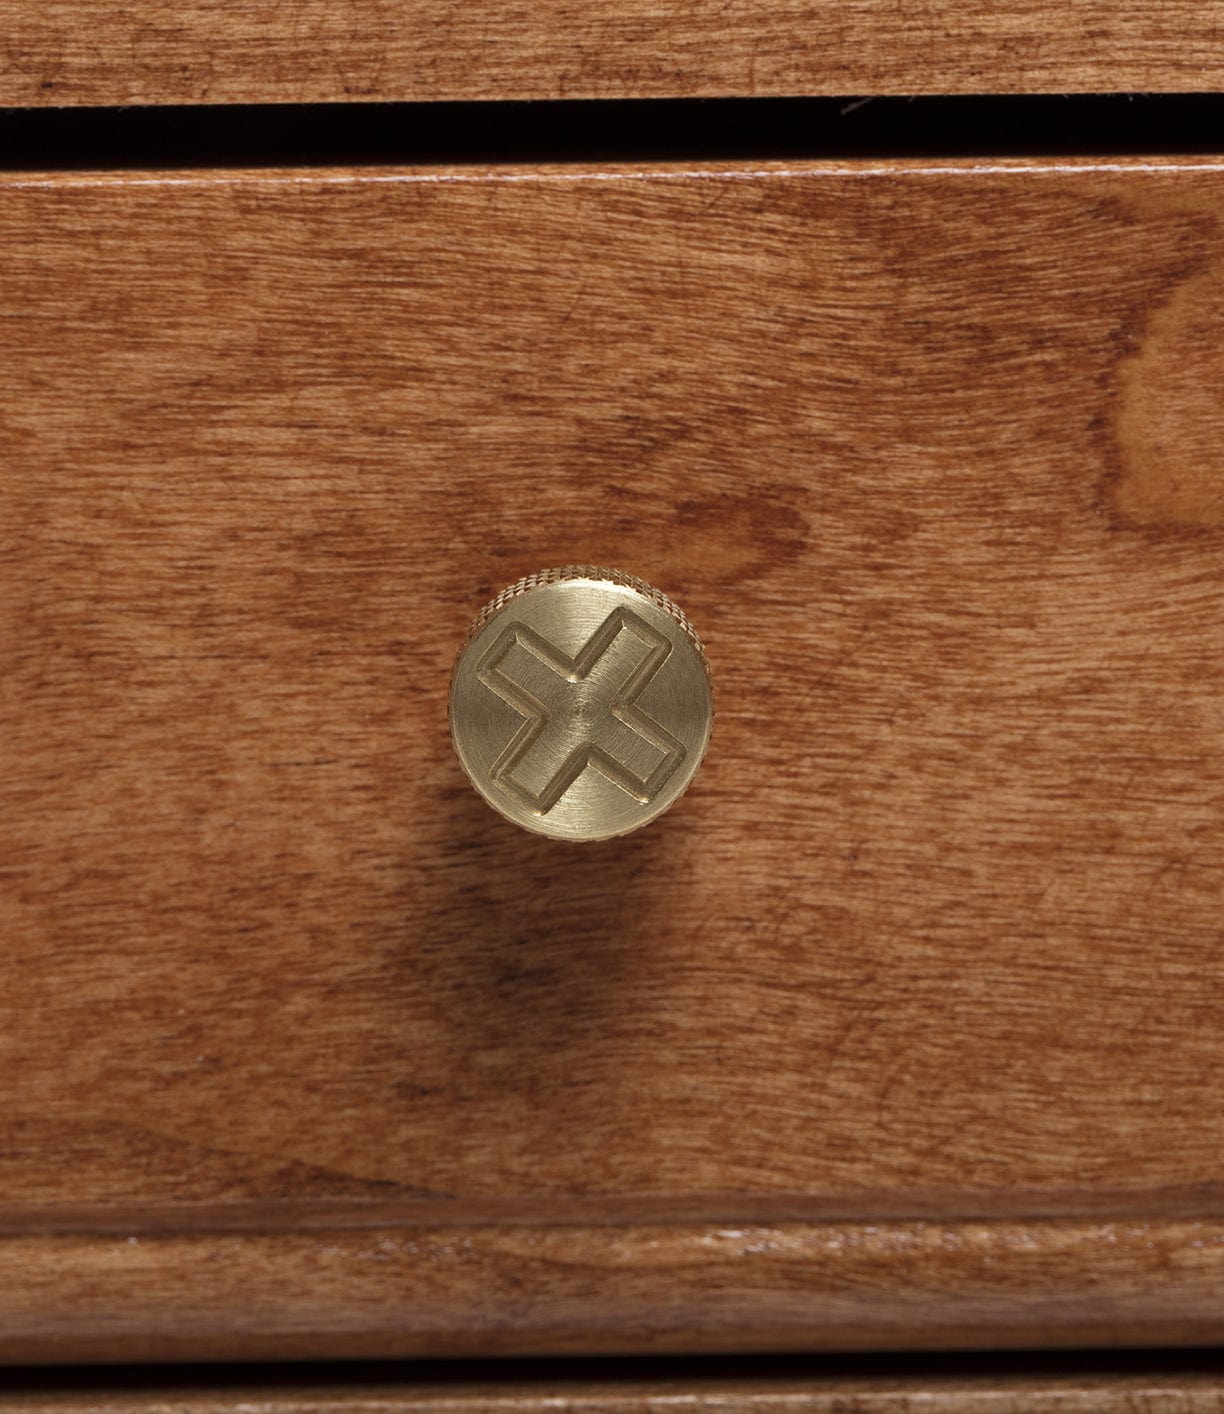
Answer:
[476,607,686,814]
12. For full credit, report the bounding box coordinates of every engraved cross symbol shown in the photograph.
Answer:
[476,608,686,814]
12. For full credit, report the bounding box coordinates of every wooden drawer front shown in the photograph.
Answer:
[3,160,1224,1361]
[9,1371,1224,1414]
[3,4,1223,105]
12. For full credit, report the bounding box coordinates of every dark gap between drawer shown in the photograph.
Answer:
[5,1349,1224,1389]
[2,94,1224,169]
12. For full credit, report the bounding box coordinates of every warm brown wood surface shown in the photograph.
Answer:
[4,4,1224,105]
[3,159,1224,1358]
[10,1369,1224,1414]
[7,1219,1224,1361]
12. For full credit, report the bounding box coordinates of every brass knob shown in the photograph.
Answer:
[449,567,713,842]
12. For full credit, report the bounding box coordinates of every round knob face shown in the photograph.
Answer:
[449,567,713,842]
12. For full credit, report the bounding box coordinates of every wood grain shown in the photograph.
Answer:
[4,3,1224,105]
[10,1368,1224,1414]
[3,159,1224,1357]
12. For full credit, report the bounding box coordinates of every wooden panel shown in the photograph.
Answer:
[3,159,1224,1357]
[4,4,1224,105]
[10,1368,1224,1414]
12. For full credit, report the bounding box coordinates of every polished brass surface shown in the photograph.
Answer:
[450,568,713,841]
